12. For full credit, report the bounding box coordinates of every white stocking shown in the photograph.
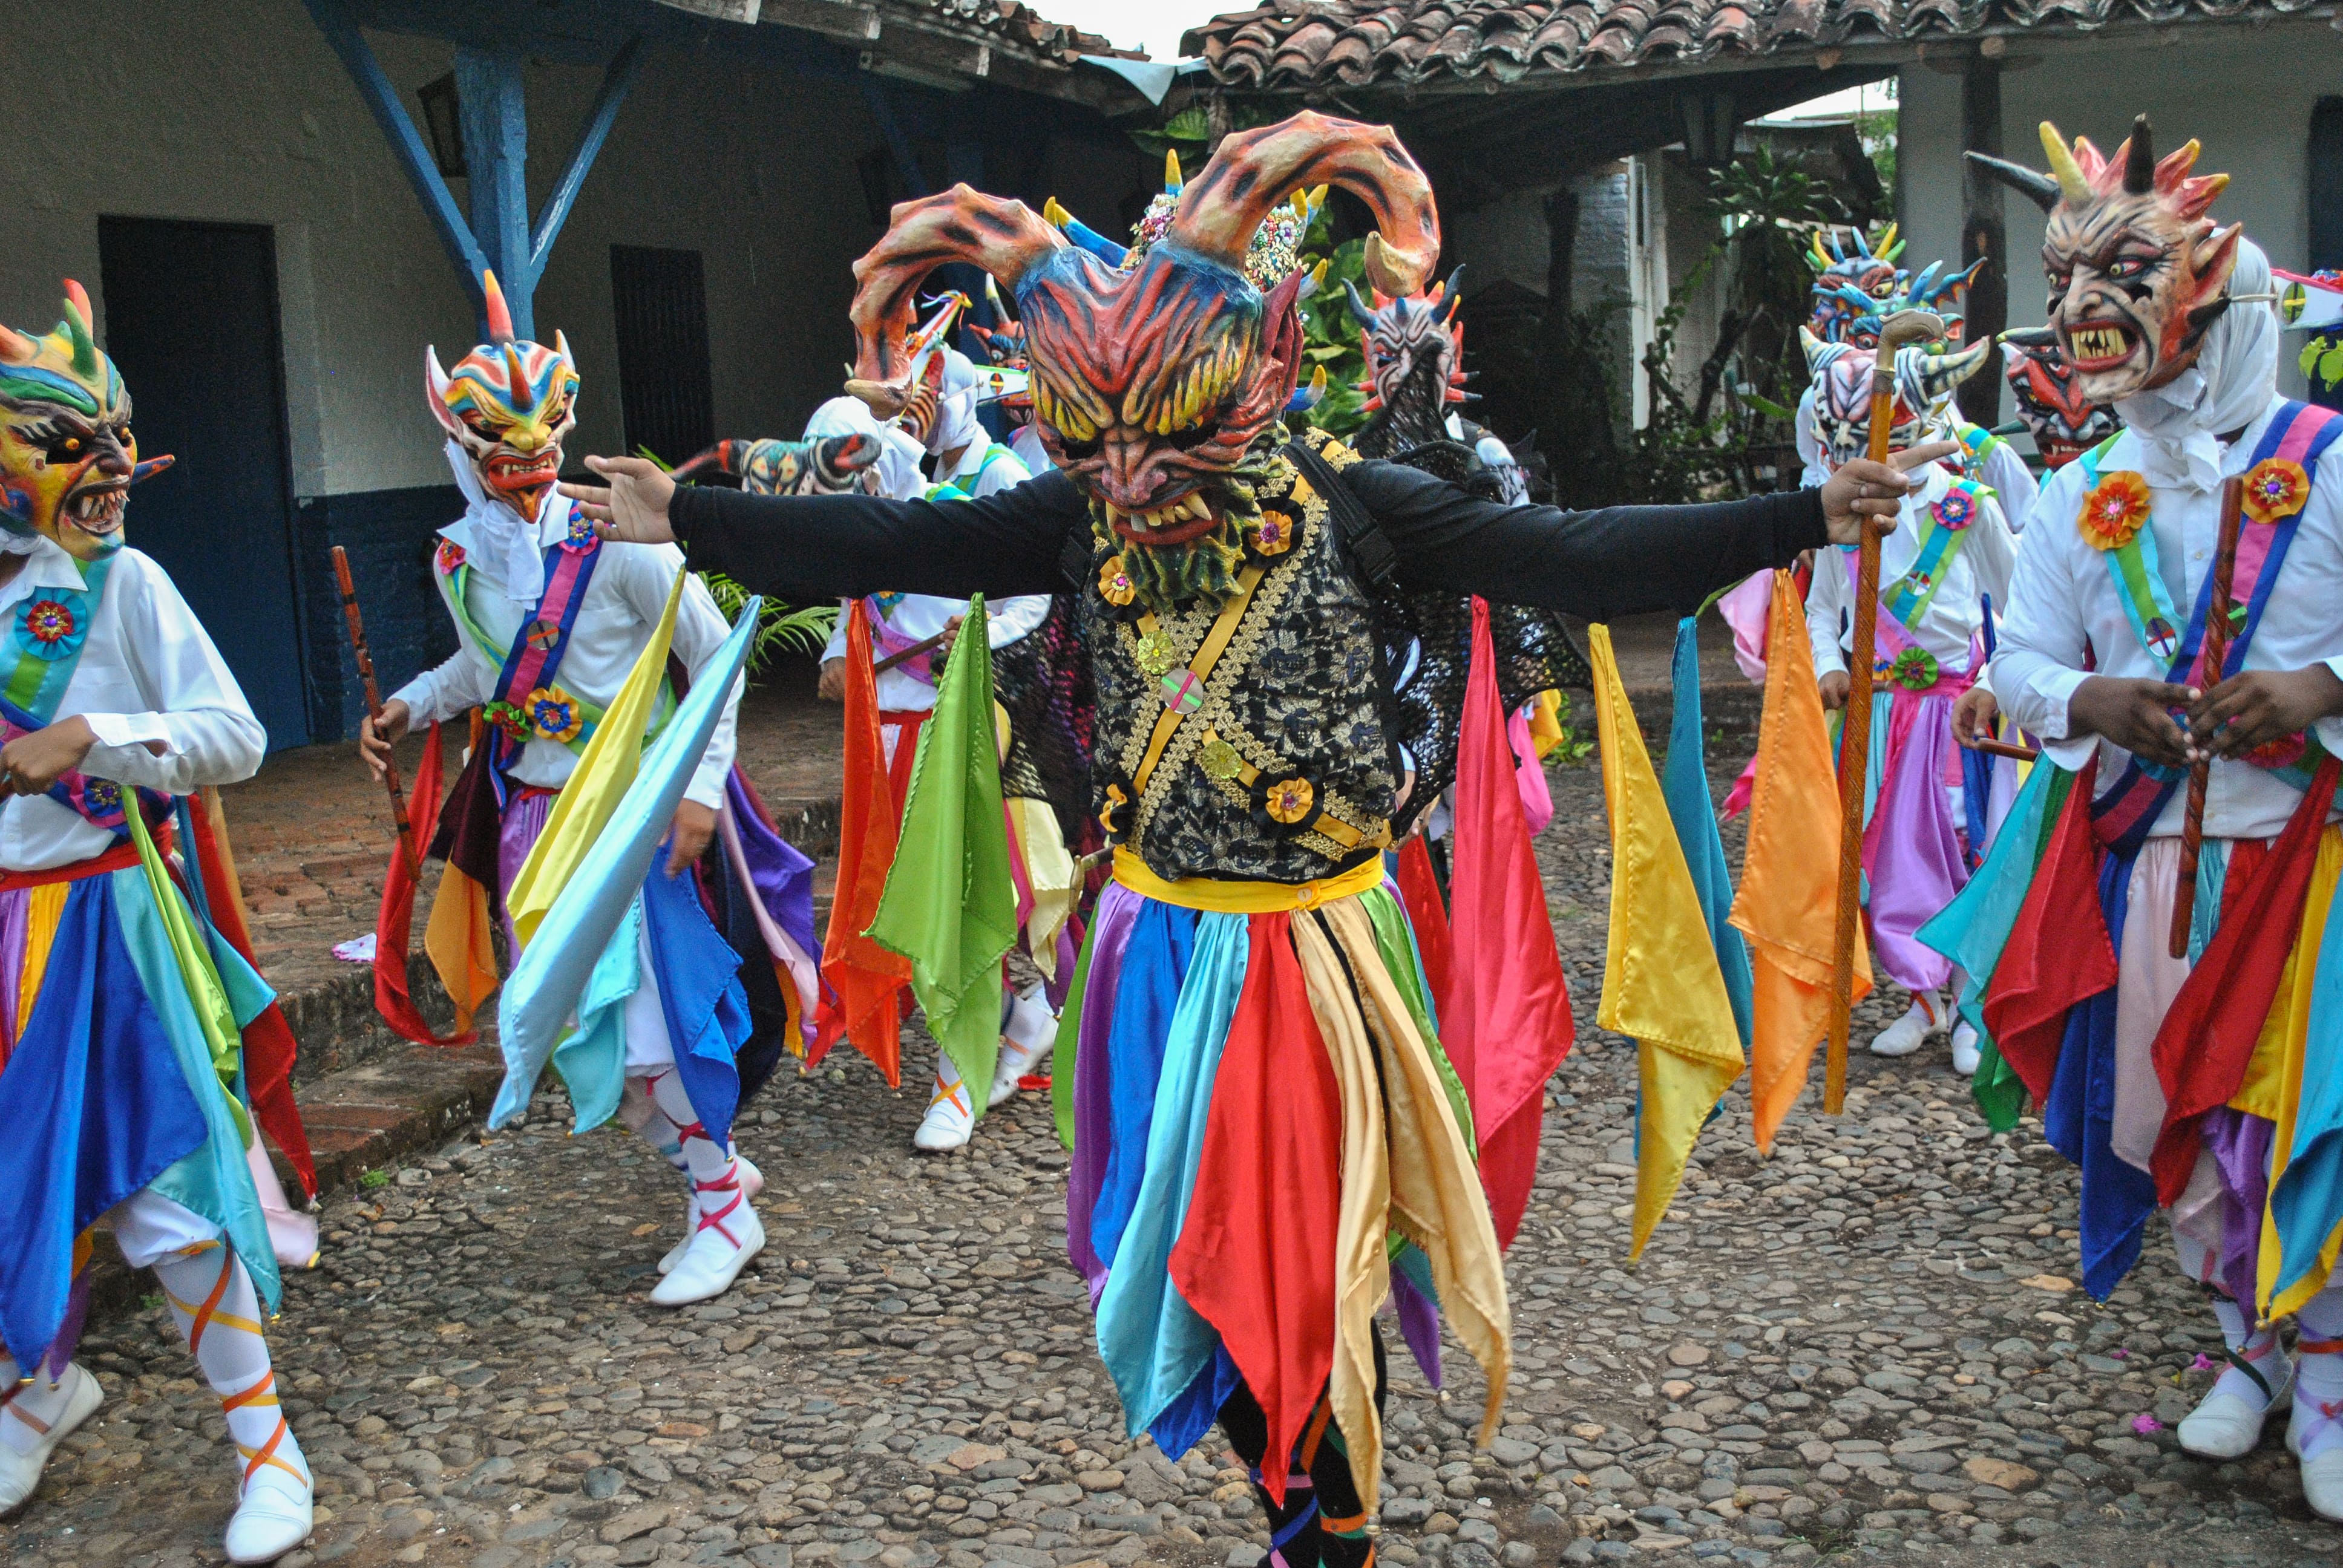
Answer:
[150,1243,309,1497]
[642,1070,750,1245]
[2206,1290,2287,1413]
[0,1355,80,1457]
[2293,1285,2343,1460]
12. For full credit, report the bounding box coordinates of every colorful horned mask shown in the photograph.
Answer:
[847,113,1438,610]
[671,433,882,495]
[424,270,580,523]
[0,280,172,562]
[1801,329,1991,474]
[1346,266,1470,445]
[1808,226,1907,343]
[2000,328,2120,468]
[1970,116,2240,405]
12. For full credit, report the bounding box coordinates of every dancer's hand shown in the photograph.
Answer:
[2189,666,2343,757]
[361,698,410,780]
[817,658,847,703]
[562,456,677,545]
[1818,670,1850,711]
[2068,676,2201,769]
[667,800,718,875]
[1818,443,1958,546]
[1953,686,1999,749]
[0,716,97,797]
[936,614,965,661]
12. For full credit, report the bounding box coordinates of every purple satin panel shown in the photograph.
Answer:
[495,789,559,950]
[1067,882,1142,1296]
[1391,1267,1444,1390]
[0,884,30,1062]
[1864,690,1965,991]
[2202,1106,2276,1307]
[1044,919,1081,1013]
[724,768,819,965]
[43,1270,88,1380]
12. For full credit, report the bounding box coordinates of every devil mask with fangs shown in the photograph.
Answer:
[2001,328,2120,468]
[1801,328,1992,474]
[0,280,172,562]
[1970,116,2240,405]
[843,112,1438,612]
[424,270,580,524]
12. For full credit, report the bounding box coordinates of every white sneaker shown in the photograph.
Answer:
[660,1154,762,1275]
[1869,996,1944,1058]
[989,994,1058,1104]
[649,1205,765,1307]
[0,1362,102,1514]
[914,1070,974,1152]
[2179,1359,2292,1460]
[2289,1394,2343,1520]
[1950,1022,1981,1076]
[223,1465,313,1564]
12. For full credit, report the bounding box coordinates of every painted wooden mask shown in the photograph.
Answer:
[0,281,173,561]
[424,270,580,523]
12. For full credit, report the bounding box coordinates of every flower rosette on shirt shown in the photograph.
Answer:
[1242,505,1297,565]
[1095,554,1142,621]
[563,510,597,549]
[2240,457,2311,526]
[434,538,467,575]
[1930,487,1979,532]
[1888,645,1941,693]
[525,687,585,743]
[2078,469,2152,552]
[483,699,532,742]
[14,590,88,663]
[65,774,126,828]
[1249,771,1323,838]
[2243,730,2312,773]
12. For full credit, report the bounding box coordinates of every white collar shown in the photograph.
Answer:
[0,538,105,615]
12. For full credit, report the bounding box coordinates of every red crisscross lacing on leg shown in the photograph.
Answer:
[694,1166,744,1246]
[183,1245,237,1357]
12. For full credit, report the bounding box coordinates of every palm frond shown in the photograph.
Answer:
[700,571,836,676]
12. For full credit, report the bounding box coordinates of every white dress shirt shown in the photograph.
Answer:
[1807,460,2017,680]
[1992,395,2343,841]
[392,503,741,811]
[1965,433,2042,537]
[0,543,266,872]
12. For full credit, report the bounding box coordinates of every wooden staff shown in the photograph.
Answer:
[1826,309,1947,1115]
[331,546,422,881]
[1971,736,2040,763]
[872,629,949,676]
[2169,475,2247,959]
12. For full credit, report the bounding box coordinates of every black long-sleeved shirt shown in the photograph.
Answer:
[669,463,1827,618]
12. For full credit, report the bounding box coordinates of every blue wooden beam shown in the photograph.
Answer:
[531,33,644,280]
[301,0,487,295]
[456,47,532,339]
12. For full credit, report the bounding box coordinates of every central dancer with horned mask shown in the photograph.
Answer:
[562,113,1935,1563]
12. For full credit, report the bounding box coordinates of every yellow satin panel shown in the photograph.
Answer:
[15,881,68,1039]
[1587,626,1745,1258]
[1527,688,1565,759]
[2252,826,2343,1319]
[1007,797,1078,979]
[506,567,684,950]
[1291,897,1510,1516]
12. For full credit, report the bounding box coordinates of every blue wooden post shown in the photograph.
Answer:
[456,47,533,340]
[301,0,641,344]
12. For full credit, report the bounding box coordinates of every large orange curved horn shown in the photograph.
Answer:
[1168,111,1441,298]
[845,185,1064,417]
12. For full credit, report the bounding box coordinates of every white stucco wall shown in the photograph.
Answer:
[0,0,1150,503]
[1898,18,2342,417]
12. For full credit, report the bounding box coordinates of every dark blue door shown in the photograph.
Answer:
[96,217,310,750]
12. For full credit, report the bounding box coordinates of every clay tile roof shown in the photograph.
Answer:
[893,0,1144,64]
[1181,0,2319,88]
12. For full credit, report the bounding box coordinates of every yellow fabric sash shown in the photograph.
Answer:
[1110,847,1381,914]
[2247,826,2343,1318]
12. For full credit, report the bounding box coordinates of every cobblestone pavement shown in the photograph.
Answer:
[13,758,2343,1568]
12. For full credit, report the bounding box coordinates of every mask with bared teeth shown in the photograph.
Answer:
[423,270,580,524]
[840,113,1440,613]
[1970,116,2240,405]
[0,279,173,562]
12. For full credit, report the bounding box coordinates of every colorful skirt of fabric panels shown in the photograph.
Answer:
[1057,857,1510,1514]
[0,849,284,1375]
[1839,687,1978,993]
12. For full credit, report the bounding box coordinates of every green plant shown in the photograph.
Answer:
[360,1168,392,1190]
[1546,691,1597,765]
[1298,223,1371,440]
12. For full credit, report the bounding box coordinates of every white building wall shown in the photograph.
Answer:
[1899,18,2338,407]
